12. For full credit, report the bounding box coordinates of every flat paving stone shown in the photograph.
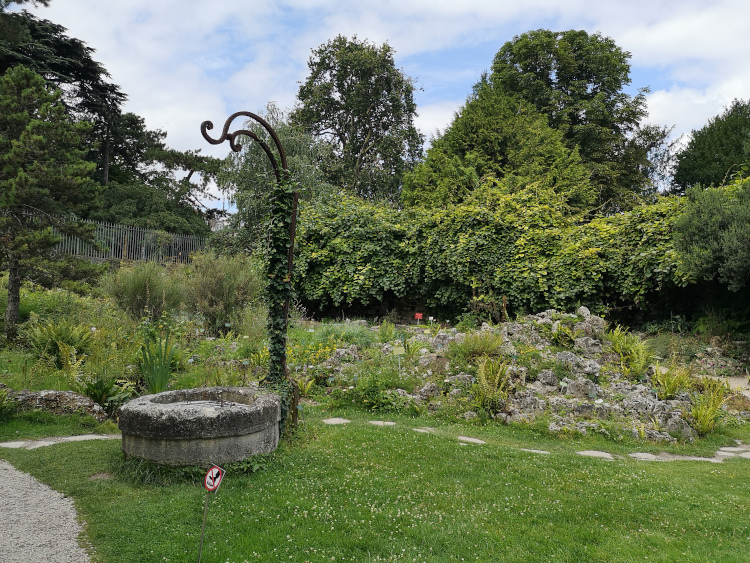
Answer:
[457,436,485,444]
[629,453,659,461]
[715,451,736,457]
[0,435,120,450]
[520,449,550,455]
[322,418,351,425]
[412,428,431,434]
[739,452,750,459]
[369,421,396,426]
[0,442,26,449]
[719,447,749,453]
[577,450,614,460]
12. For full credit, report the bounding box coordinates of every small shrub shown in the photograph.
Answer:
[379,321,395,343]
[137,314,178,393]
[454,311,480,332]
[314,323,376,349]
[75,375,135,417]
[352,362,418,412]
[101,261,183,320]
[23,318,93,368]
[182,251,265,335]
[0,388,17,421]
[448,331,505,364]
[689,378,729,435]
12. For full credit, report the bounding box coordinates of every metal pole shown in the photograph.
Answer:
[197,490,211,563]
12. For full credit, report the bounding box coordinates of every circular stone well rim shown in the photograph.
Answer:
[118,385,281,440]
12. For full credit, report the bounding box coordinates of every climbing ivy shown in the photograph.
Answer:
[294,187,690,318]
[264,177,299,430]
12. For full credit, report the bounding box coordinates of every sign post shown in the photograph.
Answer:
[198,465,225,563]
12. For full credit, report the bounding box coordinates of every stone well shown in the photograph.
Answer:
[119,385,280,466]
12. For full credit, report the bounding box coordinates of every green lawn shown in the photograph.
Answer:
[2,407,750,562]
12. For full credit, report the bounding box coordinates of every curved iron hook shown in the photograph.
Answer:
[201,111,289,181]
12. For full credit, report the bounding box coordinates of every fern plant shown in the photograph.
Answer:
[652,360,692,400]
[471,357,511,415]
[607,325,652,380]
[689,378,729,435]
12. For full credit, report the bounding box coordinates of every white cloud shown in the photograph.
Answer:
[20,0,750,204]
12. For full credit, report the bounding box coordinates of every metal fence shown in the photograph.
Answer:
[54,220,206,263]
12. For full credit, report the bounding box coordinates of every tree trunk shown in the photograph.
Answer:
[102,134,110,185]
[4,258,21,340]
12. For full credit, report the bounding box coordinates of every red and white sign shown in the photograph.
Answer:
[415,313,423,320]
[204,466,224,492]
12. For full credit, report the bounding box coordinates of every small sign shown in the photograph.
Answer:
[204,466,224,492]
[392,346,406,356]
[415,313,423,320]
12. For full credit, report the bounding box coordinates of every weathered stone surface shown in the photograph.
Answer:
[119,385,280,466]
[554,352,600,377]
[537,369,558,387]
[575,337,602,356]
[577,450,614,460]
[561,377,602,398]
[7,388,107,422]
[418,382,441,400]
[322,418,350,425]
[432,331,452,348]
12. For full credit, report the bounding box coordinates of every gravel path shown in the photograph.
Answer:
[0,459,91,563]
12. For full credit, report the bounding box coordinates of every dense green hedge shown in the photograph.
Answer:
[294,188,690,318]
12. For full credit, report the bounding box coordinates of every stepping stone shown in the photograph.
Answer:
[413,428,431,434]
[63,434,120,442]
[322,418,350,425]
[739,452,750,459]
[629,452,660,461]
[0,441,27,449]
[26,440,57,450]
[577,450,614,460]
[719,447,748,453]
[0,434,120,450]
[369,421,396,426]
[520,448,550,455]
[457,436,485,445]
[715,451,736,457]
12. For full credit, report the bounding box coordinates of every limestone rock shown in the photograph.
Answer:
[9,389,107,422]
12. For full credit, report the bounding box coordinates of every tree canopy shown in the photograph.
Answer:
[672,99,750,192]
[0,65,98,337]
[291,35,423,203]
[674,176,750,292]
[402,77,594,212]
[490,29,667,210]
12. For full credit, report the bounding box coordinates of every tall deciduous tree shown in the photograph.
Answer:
[491,29,668,210]
[0,66,98,338]
[672,99,750,192]
[291,35,423,203]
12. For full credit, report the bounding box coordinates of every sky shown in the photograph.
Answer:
[22,0,750,206]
